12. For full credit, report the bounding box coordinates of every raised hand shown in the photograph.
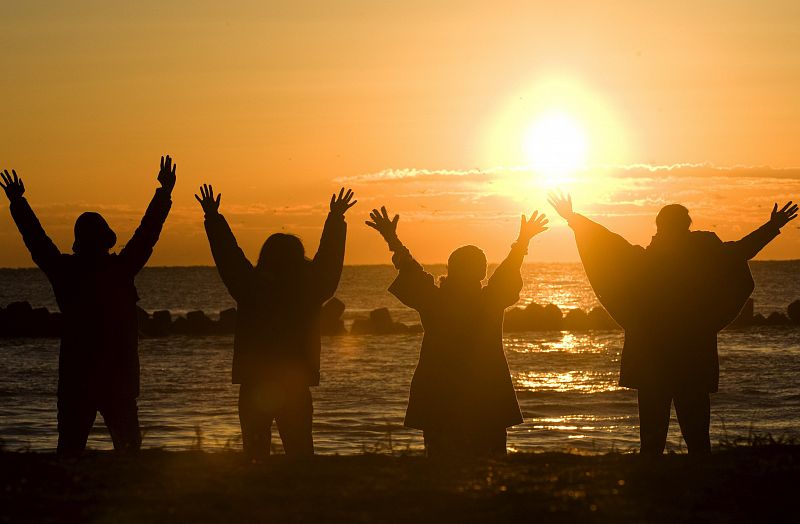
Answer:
[769,201,799,229]
[194,184,221,216]
[0,169,25,201]
[547,191,575,221]
[517,211,549,243]
[158,155,177,193]
[330,188,357,217]
[365,206,400,244]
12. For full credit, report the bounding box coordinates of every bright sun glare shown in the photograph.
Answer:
[522,111,588,179]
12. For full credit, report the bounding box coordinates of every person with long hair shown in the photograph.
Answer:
[366,206,548,457]
[195,185,355,460]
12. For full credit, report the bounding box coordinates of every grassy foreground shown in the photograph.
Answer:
[1,446,799,523]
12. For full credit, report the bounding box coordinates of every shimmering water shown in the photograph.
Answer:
[1,263,799,454]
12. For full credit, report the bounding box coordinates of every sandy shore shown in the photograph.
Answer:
[1,446,798,523]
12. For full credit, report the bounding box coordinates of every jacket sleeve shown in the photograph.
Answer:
[8,197,62,275]
[119,188,172,274]
[485,242,527,308]
[387,243,437,312]
[311,213,347,302]
[203,213,254,302]
[724,222,781,261]
[568,213,645,328]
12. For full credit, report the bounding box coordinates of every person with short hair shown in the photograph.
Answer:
[549,192,798,456]
[0,157,176,456]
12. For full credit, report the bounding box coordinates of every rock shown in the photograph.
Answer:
[171,316,189,334]
[5,301,35,336]
[588,307,619,329]
[150,310,173,337]
[349,308,409,335]
[788,300,800,324]
[369,308,395,333]
[217,308,237,334]
[766,312,790,326]
[320,298,346,336]
[730,298,754,327]
[563,308,590,331]
[541,304,564,331]
[186,310,213,335]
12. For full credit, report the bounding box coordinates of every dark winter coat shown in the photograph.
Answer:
[9,190,172,398]
[568,214,779,392]
[203,212,346,386]
[388,244,526,432]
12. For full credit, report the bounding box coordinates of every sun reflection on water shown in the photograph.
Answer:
[515,370,623,393]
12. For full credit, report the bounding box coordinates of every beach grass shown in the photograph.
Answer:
[2,444,798,523]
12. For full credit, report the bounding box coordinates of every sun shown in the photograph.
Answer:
[522,111,588,180]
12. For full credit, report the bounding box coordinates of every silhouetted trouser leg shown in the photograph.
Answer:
[276,386,314,457]
[56,395,97,457]
[57,394,141,456]
[673,391,711,455]
[98,396,141,454]
[238,383,273,461]
[239,383,314,459]
[637,388,672,456]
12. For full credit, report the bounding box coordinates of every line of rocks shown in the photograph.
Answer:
[1,297,799,338]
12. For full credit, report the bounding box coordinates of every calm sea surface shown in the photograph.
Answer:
[1,262,799,454]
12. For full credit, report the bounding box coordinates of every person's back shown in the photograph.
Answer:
[0,157,176,455]
[196,185,355,459]
[368,206,549,457]
[549,193,797,456]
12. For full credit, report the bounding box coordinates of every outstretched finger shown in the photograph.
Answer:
[215,193,221,206]
[160,156,165,172]
[780,201,793,213]
[380,206,389,220]
[365,221,379,230]
[338,187,344,201]
[773,203,778,214]
[346,199,358,209]
[194,194,203,204]
[392,214,399,225]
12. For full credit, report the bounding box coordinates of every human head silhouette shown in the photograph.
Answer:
[445,245,487,285]
[656,204,692,236]
[257,233,307,274]
[72,212,117,255]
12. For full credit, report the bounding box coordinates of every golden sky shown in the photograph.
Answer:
[1,0,799,266]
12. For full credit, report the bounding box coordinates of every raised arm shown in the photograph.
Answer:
[725,201,797,260]
[549,191,645,327]
[311,188,356,301]
[1,169,61,274]
[195,184,254,302]
[486,211,549,307]
[366,206,437,311]
[118,155,175,274]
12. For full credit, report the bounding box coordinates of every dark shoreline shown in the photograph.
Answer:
[2,446,798,523]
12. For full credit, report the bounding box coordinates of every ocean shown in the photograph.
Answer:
[1,262,799,454]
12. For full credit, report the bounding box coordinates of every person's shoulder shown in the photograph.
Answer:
[690,230,722,245]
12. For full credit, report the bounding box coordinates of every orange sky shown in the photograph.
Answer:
[1,1,799,266]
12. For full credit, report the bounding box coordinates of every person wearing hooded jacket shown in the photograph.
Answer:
[0,157,176,456]
[548,192,798,456]
[195,185,355,460]
[366,206,549,458]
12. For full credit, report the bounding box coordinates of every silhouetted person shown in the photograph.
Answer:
[366,206,548,458]
[195,185,355,460]
[0,158,176,456]
[549,193,798,456]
